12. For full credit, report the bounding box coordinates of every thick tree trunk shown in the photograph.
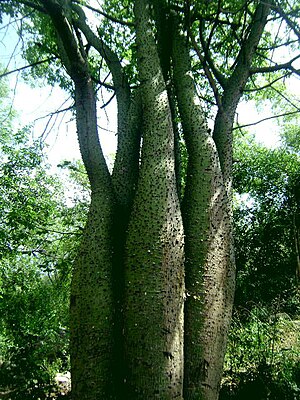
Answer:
[173,31,235,400]
[18,2,274,400]
[111,90,142,396]
[36,3,116,397]
[69,76,115,400]
[123,1,185,398]
[70,192,114,400]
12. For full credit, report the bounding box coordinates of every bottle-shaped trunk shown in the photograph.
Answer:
[123,1,185,398]
[172,30,235,400]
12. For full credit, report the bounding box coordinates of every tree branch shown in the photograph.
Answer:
[212,1,271,179]
[271,2,300,41]
[234,110,299,131]
[71,3,129,96]
[92,75,115,91]
[39,0,86,77]
[34,104,75,123]
[100,92,116,109]
[36,226,82,236]
[271,86,300,112]
[198,18,228,89]
[204,0,222,53]
[257,38,298,51]
[16,0,46,14]
[189,32,222,107]
[243,72,291,92]
[0,57,55,79]
[250,54,300,75]
[73,0,134,27]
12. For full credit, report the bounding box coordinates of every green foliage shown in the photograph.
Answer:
[0,79,82,399]
[223,132,300,399]
[221,308,300,400]
[281,114,300,153]
[21,16,73,93]
[99,0,138,84]
[0,260,69,399]
[0,133,55,255]
[0,1,299,398]
[233,133,300,312]
[58,159,90,199]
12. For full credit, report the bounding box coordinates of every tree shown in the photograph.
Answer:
[233,134,300,311]
[1,1,299,399]
[0,75,76,398]
[220,134,300,400]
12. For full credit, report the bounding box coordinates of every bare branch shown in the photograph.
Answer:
[0,57,55,79]
[198,18,228,89]
[30,96,74,141]
[189,32,222,107]
[19,248,47,255]
[37,226,82,235]
[73,0,134,27]
[100,92,116,109]
[34,104,75,123]
[257,38,298,51]
[206,0,222,53]
[233,110,299,131]
[243,72,291,92]
[92,75,115,90]
[271,86,300,112]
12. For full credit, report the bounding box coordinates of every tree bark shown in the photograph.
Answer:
[69,75,115,400]
[10,2,274,400]
[70,191,115,400]
[172,30,235,400]
[37,2,116,398]
[123,1,185,398]
[213,0,271,195]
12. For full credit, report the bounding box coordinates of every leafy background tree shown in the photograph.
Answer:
[0,75,87,399]
[220,131,300,400]
[233,133,300,310]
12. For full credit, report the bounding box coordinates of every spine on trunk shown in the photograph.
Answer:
[123,1,185,398]
[172,28,235,400]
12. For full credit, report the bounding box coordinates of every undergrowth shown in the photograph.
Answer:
[220,306,300,400]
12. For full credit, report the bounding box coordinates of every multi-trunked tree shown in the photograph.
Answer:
[2,0,299,398]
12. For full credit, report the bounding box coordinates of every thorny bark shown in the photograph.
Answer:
[213,1,272,196]
[123,0,185,398]
[172,28,234,400]
[152,0,183,199]
[5,1,280,400]
[70,75,115,400]
[38,1,116,398]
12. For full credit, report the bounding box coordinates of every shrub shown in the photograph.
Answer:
[220,307,300,400]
